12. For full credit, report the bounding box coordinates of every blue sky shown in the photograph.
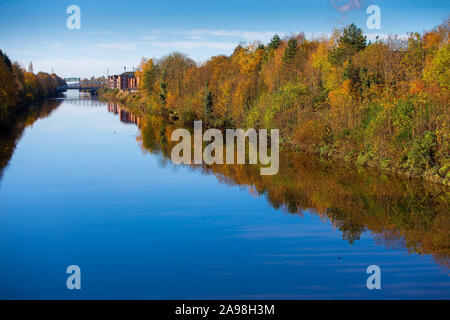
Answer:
[0,0,448,78]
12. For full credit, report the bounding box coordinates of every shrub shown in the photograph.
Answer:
[403,131,437,174]
[179,108,196,126]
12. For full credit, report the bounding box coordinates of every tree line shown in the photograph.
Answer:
[0,50,66,130]
[104,20,448,184]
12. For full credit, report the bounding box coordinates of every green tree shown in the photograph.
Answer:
[329,24,367,66]
[282,38,299,81]
[0,49,12,71]
[159,68,168,106]
[203,87,213,118]
[423,43,450,88]
[268,34,282,50]
[0,54,18,120]
[140,59,156,97]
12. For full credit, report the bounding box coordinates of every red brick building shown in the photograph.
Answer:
[117,71,136,90]
[109,70,140,91]
[108,75,118,89]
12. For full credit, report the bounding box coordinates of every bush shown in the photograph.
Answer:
[403,131,437,174]
[392,100,415,145]
[179,108,196,126]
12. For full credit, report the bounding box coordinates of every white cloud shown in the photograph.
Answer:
[142,29,282,42]
[140,35,158,41]
[85,31,116,35]
[150,40,238,50]
[28,56,139,78]
[183,29,280,41]
[96,42,137,50]
[330,0,363,13]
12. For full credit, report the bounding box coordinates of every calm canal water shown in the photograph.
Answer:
[0,90,448,299]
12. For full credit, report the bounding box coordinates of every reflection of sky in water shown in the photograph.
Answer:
[0,95,448,299]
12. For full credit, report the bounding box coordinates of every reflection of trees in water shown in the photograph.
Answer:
[119,109,449,269]
[0,99,63,182]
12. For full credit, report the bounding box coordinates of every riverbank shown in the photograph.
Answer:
[0,49,66,132]
[98,22,449,186]
[98,88,449,186]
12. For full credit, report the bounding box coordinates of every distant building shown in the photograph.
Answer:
[108,69,140,91]
[108,75,119,89]
[117,71,136,91]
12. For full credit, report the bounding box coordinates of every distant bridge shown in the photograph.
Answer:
[66,79,109,93]
[65,77,81,82]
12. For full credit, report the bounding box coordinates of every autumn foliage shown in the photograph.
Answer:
[106,20,449,184]
[0,50,66,130]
